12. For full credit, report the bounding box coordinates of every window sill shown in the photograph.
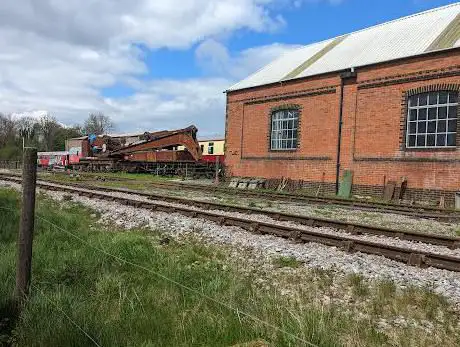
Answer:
[403,147,457,152]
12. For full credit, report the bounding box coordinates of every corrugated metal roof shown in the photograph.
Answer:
[227,3,460,92]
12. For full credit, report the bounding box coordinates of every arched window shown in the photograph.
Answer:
[406,91,458,148]
[270,109,299,150]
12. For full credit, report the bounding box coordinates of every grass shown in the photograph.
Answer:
[38,171,175,189]
[347,274,369,297]
[272,256,301,269]
[313,208,335,218]
[1,188,459,346]
[46,171,174,182]
[0,188,388,347]
[36,171,176,193]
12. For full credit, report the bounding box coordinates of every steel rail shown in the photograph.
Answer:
[1,173,459,249]
[145,180,460,221]
[2,174,460,272]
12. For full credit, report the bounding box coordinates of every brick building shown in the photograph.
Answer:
[225,4,460,205]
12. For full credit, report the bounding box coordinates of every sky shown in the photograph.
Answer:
[0,0,458,138]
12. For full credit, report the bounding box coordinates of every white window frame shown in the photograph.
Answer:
[270,109,299,150]
[406,91,458,149]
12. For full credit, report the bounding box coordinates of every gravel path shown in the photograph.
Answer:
[2,179,460,308]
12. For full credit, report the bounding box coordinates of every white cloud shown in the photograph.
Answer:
[196,39,302,79]
[0,0,285,49]
[10,110,49,122]
[0,0,340,136]
[104,78,229,137]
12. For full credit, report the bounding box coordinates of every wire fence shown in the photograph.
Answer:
[31,283,103,347]
[0,200,319,347]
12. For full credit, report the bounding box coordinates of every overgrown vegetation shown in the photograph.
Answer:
[42,171,173,184]
[1,188,459,346]
[0,189,383,346]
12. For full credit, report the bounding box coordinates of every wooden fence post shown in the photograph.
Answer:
[14,147,37,306]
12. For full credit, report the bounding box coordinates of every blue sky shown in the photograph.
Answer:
[2,0,458,137]
[104,0,459,95]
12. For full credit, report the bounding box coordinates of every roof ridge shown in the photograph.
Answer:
[255,2,460,64]
[335,2,460,40]
[295,2,460,54]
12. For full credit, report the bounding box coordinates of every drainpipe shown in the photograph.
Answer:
[335,68,357,195]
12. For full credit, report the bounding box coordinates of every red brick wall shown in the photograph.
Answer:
[225,49,460,200]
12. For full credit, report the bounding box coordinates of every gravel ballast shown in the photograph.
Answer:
[27,179,460,258]
[145,185,460,237]
[4,169,459,236]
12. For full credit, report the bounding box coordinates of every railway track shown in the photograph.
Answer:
[2,173,460,272]
[145,180,460,222]
[2,172,459,248]
[26,170,460,221]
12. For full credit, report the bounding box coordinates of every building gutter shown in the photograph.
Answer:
[335,69,357,195]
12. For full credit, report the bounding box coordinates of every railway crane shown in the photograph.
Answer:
[72,125,216,177]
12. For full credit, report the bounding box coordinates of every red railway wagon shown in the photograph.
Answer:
[37,151,69,168]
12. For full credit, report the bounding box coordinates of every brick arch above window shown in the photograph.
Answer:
[405,84,460,96]
[401,84,460,150]
[268,104,302,151]
[270,104,302,112]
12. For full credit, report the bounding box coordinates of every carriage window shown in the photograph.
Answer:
[406,91,458,148]
[270,109,299,150]
[208,142,214,154]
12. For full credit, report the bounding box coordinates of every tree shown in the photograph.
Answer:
[83,113,114,135]
[0,113,16,147]
[39,114,60,151]
[15,117,38,147]
[0,112,90,158]
[0,114,23,160]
